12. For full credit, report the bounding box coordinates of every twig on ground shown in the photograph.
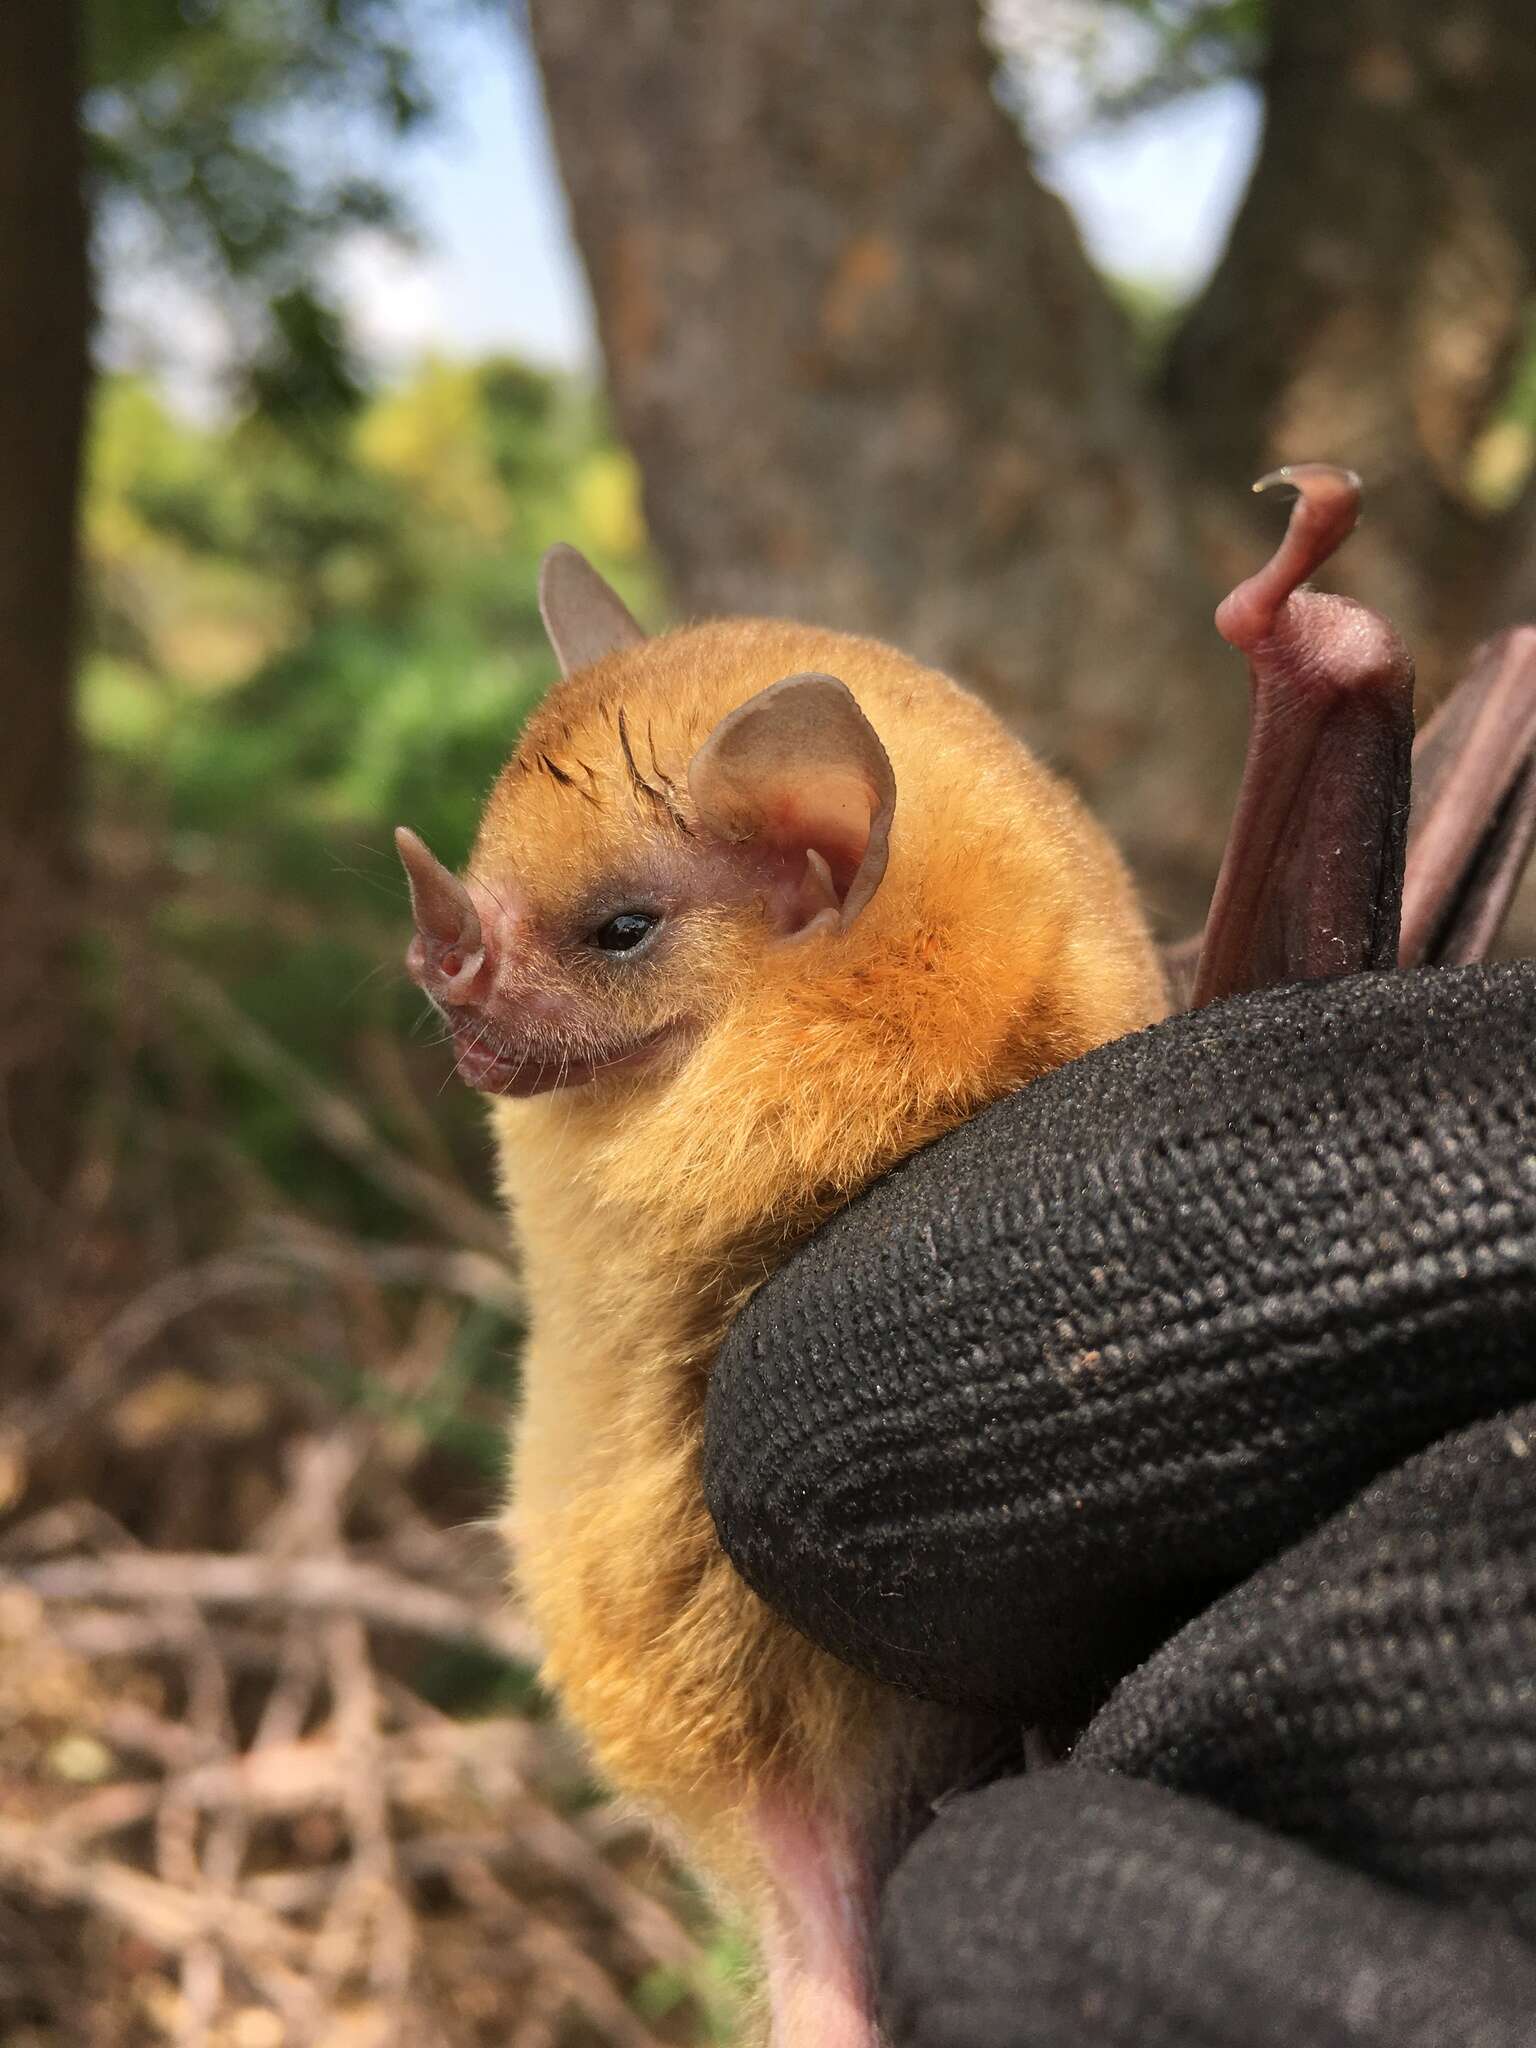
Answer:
[443,1849,671,2048]
[18,1234,521,1447]
[0,1815,307,1964]
[5,1549,539,1667]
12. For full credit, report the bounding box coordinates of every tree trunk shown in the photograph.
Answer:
[528,0,1242,915]
[530,0,1536,916]
[0,0,91,1208]
[1164,0,1536,700]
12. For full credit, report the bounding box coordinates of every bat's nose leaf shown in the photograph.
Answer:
[395,825,483,954]
[395,825,488,1006]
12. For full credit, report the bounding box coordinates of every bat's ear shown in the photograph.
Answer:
[688,672,896,938]
[538,543,647,677]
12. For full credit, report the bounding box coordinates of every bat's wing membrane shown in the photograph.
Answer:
[1400,627,1536,969]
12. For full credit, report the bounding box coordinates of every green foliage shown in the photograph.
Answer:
[295,1301,521,1475]
[88,0,440,260]
[993,0,1266,145]
[413,1642,549,1719]
[84,356,655,1220]
[1108,274,1183,374]
[1463,301,1536,510]
[1096,0,1266,113]
[635,1918,756,2043]
[86,0,497,403]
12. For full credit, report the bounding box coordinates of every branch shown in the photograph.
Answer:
[1166,0,1536,691]
[0,1816,306,1964]
[530,0,1234,898]
[6,1550,539,1668]
[169,962,511,1259]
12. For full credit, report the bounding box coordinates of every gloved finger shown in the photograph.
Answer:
[705,963,1536,1721]
[878,1769,1536,2048]
[1075,1399,1536,1934]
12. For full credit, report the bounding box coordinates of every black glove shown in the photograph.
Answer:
[879,1760,1536,2047]
[705,962,1536,2044]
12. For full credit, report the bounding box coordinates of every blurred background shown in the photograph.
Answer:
[4,2,1536,2042]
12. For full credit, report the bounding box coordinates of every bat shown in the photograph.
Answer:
[398,476,1536,2044]
[397,552,1166,2043]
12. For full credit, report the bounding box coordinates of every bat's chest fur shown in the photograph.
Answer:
[499,1139,892,1854]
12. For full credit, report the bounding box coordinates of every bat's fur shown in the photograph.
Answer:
[471,616,1166,1921]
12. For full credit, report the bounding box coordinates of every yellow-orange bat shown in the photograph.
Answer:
[398,546,1164,2041]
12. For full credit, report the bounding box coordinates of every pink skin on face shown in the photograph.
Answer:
[396,823,685,1097]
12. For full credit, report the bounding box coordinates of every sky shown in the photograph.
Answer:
[335,14,1263,380]
[104,12,1264,401]
[336,17,598,374]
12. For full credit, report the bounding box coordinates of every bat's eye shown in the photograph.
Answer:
[590,910,660,955]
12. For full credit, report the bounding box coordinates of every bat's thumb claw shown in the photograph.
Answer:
[1218,461,1364,650]
[1251,461,1361,505]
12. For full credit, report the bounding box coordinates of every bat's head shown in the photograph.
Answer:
[399,546,1163,1177]
[398,547,908,1102]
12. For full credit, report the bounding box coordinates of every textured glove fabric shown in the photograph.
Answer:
[1074,1399,1536,1935]
[705,962,1536,1720]
[878,1770,1536,2048]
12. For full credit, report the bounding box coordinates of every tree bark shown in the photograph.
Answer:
[0,0,91,1205]
[530,0,1536,914]
[528,0,1241,912]
[1164,0,1536,698]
